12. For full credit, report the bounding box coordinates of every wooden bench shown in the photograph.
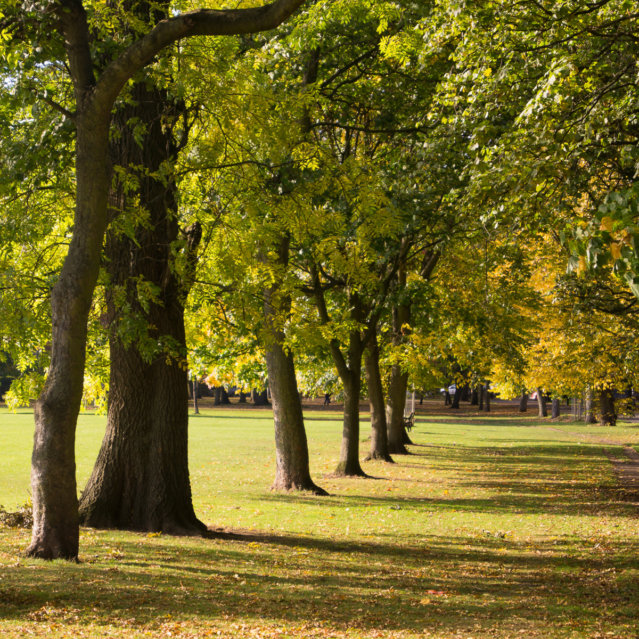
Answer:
[403,412,415,432]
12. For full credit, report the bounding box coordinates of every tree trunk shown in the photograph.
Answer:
[536,387,548,417]
[78,80,204,535]
[193,378,200,415]
[470,387,479,406]
[598,388,617,426]
[220,387,231,404]
[335,365,366,476]
[584,387,597,424]
[551,398,560,419]
[251,388,269,405]
[483,384,491,412]
[266,341,326,494]
[450,386,461,409]
[364,332,393,462]
[264,235,325,494]
[519,390,528,412]
[28,105,112,560]
[444,390,451,406]
[238,391,247,403]
[478,386,484,411]
[386,364,410,455]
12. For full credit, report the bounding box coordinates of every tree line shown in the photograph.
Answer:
[1,0,638,560]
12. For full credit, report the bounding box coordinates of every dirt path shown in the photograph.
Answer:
[604,446,639,503]
[547,426,639,503]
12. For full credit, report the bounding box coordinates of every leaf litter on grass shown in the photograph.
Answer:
[1,407,639,637]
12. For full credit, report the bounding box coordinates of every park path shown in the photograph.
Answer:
[603,445,639,502]
[546,426,639,503]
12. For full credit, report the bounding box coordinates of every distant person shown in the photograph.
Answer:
[323,393,331,406]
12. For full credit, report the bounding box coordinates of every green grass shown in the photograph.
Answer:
[1,404,639,638]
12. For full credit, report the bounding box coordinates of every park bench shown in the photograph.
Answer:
[403,412,415,431]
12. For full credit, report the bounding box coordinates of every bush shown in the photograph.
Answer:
[0,503,33,528]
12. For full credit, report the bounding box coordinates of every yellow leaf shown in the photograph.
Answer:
[611,242,622,260]
[599,216,614,232]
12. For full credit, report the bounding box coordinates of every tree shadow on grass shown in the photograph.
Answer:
[270,442,629,517]
[1,529,638,637]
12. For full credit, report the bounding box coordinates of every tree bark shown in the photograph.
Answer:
[336,362,366,476]
[264,236,325,494]
[266,341,326,494]
[193,378,200,415]
[584,387,597,424]
[478,386,484,411]
[551,398,560,419]
[386,297,411,454]
[79,79,204,535]
[598,388,617,426]
[536,388,548,417]
[28,105,111,560]
[251,388,269,405]
[386,364,410,454]
[483,384,491,412]
[519,390,528,412]
[364,331,393,462]
[470,387,479,406]
[450,386,461,409]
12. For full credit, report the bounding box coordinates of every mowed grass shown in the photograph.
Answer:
[1,403,639,638]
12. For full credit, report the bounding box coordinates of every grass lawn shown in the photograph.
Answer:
[1,402,639,638]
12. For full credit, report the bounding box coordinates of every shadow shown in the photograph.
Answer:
[2,529,638,636]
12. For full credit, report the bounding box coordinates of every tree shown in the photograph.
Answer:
[78,40,206,532]
[2,0,306,560]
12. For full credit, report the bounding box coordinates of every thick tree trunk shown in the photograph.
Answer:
[80,322,204,533]
[584,387,597,424]
[386,364,410,455]
[551,398,560,419]
[238,391,247,403]
[519,390,528,412]
[598,388,617,426]
[470,387,479,405]
[364,333,393,462]
[536,388,548,417]
[79,80,204,535]
[478,386,484,411]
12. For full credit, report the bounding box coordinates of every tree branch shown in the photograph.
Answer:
[55,0,95,99]
[95,0,307,108]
